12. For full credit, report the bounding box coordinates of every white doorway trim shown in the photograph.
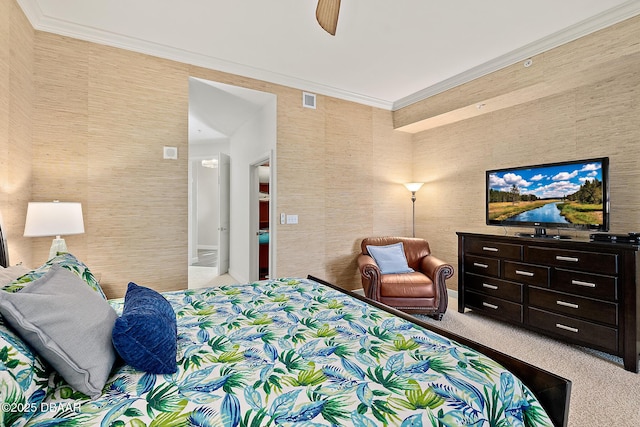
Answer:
[217,153,231,275]
[249,150,276,281]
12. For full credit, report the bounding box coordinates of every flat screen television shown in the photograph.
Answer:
[486,157,609,237]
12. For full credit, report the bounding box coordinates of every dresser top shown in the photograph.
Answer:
[456,231,640,252]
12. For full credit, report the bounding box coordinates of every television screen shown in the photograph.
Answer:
[486,157,609,235]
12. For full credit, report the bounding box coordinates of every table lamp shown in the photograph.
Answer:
[24,201,85,259]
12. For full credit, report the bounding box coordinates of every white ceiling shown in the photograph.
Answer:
[17,0,640,111]
[188,77,276,143]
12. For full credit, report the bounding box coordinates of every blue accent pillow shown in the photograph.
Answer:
[367,242,415,274]
[111,282,177,374]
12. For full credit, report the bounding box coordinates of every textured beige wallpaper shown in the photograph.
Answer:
[29,33,192,298]
[0,0,33,267]
[401,15,640,290]
[3,0,414,297]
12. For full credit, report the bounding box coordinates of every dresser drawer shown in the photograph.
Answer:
[503,261,550,287]
[465,255,500,277]
[529,287,618,326]
[526,246,618,275]
[465,239,522,260]
[528,307,618,353]
[466,291,523,323]
[555,269,618,301]
[465,274,523,303]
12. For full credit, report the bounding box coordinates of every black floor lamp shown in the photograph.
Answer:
[403,182,424,237]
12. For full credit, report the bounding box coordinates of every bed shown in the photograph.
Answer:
[0,251,570,426]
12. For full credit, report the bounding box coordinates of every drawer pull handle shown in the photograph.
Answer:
[482,246,499,252]
[515,270,534,277]
[555,323,579,333]
[473,262,489,269]
[556,255,579,262]
[482,283,498,290]
[572,279,596,288]
[482,302,499,310]
[556,300,579,309]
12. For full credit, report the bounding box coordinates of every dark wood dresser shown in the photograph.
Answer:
[457,232,640,372]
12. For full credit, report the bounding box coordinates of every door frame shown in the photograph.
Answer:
[249,151,276,281]
[217,153,231,274]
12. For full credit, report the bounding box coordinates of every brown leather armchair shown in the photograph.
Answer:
[357,237,454,320]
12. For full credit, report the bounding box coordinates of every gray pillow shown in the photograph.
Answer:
[0,264,118,398]
[367,242,415,274]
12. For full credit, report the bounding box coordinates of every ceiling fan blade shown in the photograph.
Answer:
[316,0,341,36]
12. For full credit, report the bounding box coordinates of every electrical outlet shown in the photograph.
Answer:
[280,213,286,224]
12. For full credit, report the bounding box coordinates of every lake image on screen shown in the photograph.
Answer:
[488,160,605,226]
[507,202,569,224]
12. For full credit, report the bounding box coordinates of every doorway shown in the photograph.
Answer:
[188,152,229,288]
[187,77,277,287]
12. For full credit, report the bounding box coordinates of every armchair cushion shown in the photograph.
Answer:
[380,272,434,298]
[366,242,414,274]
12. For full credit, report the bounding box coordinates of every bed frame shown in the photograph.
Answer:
[309,275,571,427]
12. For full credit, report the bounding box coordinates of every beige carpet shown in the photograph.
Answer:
[417,296,640,427]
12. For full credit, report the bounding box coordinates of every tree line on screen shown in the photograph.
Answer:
[489,178,603,204]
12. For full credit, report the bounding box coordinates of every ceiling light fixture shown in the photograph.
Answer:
[201,159,218,168]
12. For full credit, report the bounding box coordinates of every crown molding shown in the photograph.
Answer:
[16,0,394,110]
[392,1,640,111]
[17,1,640,112]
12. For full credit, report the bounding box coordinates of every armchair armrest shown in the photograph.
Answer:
[420,255,454,282]
[357,254,381,300]
[420,255,454,317]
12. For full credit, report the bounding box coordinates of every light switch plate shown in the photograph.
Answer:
[286,214,298,224]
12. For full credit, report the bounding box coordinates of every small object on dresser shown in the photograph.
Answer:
[589,233,640,244]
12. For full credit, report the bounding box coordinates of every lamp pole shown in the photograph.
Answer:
[410,191,417,237]
[403,182,424,238]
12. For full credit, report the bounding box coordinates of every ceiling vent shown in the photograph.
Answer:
[303,92,316,109]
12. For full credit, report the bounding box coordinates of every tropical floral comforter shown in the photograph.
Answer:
[25,278,553,426]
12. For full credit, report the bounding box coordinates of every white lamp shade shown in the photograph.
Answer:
[404,182,424,192]
[24,202,85,237]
